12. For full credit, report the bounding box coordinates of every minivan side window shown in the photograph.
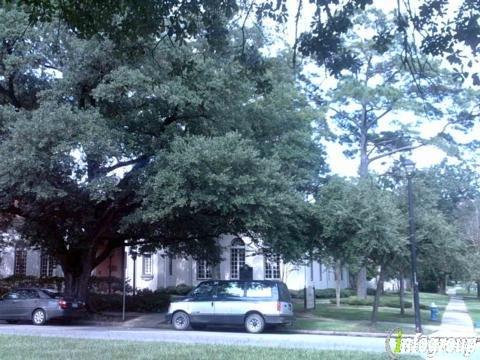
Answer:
[217,281,244,298]
[245,282,274,298]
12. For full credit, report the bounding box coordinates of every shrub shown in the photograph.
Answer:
[175,283,193,295]
[289,289,304,299]
[88,290,170,313]
[367,288,376,296]
[164,284,193,295]
[89,276,132,294]
[0,275,63,292]
[330,297,371,306]
[315,288,353,299]
[329,296,430,310]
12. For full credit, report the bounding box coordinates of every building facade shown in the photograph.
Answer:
[0,235,350,291]
[0,246,63,278]
[125,235,350,291]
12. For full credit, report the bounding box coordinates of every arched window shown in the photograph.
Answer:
[230,238,245,279]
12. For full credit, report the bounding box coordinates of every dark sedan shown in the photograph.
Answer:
[0,288,85,325]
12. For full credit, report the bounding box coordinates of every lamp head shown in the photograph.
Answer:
[401,156,415,177]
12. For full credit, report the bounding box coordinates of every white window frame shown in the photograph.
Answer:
[14,246,27,276]
[142,254,153,277]
[264,254,281,280]
[197,260,212,280]
[40,252,56,277]
[230,238,245,280]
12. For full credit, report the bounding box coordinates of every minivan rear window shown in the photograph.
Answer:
[245,282,274,298]
[278,282,291,302]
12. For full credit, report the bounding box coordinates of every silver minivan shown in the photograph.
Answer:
[166,280,294,333]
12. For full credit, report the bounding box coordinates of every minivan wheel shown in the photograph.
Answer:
[32,309,46,326]
[245,313,265,334]
[172,311,190,331]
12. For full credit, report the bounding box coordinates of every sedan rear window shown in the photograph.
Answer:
[41,290,62,299]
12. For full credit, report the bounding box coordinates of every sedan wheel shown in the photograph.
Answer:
[32,309,46,326]
[245,313,265,334]
[172,311,190,330]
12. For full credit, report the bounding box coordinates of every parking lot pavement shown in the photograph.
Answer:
[0,323,390,353]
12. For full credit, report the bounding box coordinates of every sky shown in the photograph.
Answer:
[263,0,480,177]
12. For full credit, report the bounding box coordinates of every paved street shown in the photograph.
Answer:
[2,289,480,359]
[0,323,390,353]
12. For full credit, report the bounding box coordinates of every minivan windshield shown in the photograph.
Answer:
[191,282,215,297]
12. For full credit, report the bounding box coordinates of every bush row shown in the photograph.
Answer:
[163,283,193,295]
[329,296,430,310]
[290,288,357,299]
[0,275,63,296]
[88,289,170,313]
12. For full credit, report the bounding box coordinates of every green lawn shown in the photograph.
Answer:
[293,292,449,334]
[462,296,480,332]
[0,335,421,360]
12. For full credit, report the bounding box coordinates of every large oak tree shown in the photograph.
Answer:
[0,7,325,300]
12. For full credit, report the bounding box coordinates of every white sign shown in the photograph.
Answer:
[305,285,315,310]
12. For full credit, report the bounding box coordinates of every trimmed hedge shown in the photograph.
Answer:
[367,288,376,296]
[88,289,170,312]
[329,296,430,310]
[290,288,355,299]
[315,288,355,299]
[0,275,63,296]
[89,276,133,294]
[164,283,194,295]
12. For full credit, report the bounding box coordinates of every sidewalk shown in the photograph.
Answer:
[432,288,479,360]
[75,312,169,328]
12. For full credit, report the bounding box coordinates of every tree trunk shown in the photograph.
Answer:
[477,280,480,299]
[371,266,385,325]
[399,273,405,316]
[356,120,369,300]
[61,250,95,302]
[63,267,92,302]
[439,280,444,295]
[356,267,367,299]
[335,260,341,308]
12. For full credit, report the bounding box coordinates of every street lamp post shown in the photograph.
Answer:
[402,157,422,333]
[131,251,137,297]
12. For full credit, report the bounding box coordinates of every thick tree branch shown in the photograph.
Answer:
[101,154,151,175]
[292,0,303,74]
[368,143,426,164]
[368,119,453,164]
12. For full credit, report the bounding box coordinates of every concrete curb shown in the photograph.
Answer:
[72,319,392,338]
[277,329,390,338]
